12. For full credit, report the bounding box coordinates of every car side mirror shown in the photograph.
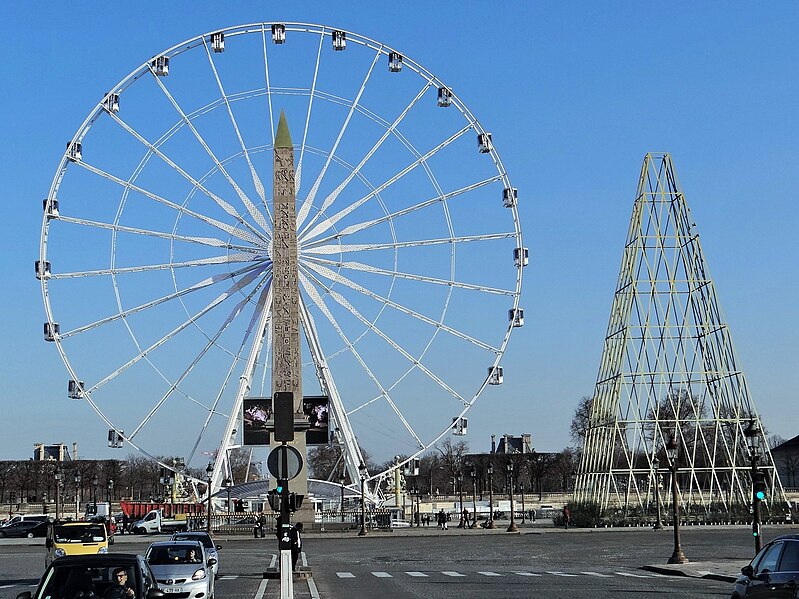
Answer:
[146,589,165,599]
[16,592,32,599]
[207,557,217,566]
[741,565,754,577]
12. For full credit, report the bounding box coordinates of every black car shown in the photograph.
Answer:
[731,534,799,598]
[0,520,48,538]
[16,554,163,599]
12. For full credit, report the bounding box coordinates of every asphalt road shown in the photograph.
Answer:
[0,526,782,598]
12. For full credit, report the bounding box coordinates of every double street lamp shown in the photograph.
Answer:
[91,474,99,510]
[107,479,114,504]
[74,472,82,520]
[666,437,688,564]
[506,461,517,533]
[339,474,346,523]
[744,419,763,554]
[223,478,233,524]
[470,468,478,529]
[358,461,368,537]
[486,463,496,529]
[519,482,526,524]
[457,473,465,528]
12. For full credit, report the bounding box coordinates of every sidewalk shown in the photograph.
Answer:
[642,561,741,582]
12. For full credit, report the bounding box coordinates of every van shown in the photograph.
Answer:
[45,520,108,567]
[1,514,49,527]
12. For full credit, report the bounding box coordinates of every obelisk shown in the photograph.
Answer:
[272,111,308,498]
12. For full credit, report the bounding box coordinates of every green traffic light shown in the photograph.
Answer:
[755,491,766,500]
[753,531,759,536]
[276,485,283,493]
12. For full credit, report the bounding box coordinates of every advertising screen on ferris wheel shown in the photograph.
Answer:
[242,397,272,446]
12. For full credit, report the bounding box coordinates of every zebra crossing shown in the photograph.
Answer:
[335,569,664,579]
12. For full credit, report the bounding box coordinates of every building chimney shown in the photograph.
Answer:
[491,434,496,454]
[72,442,78,461]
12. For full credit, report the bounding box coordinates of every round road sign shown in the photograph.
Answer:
[267,444,303,480]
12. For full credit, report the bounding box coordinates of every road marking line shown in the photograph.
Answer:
[581,572,613,577]
[253,578,268,599]
[478,572,502,576]
[513,572,542,577]
[307,577,320,599]
[372,572,393,577]
[269,554,278,569]
[615,572,651,578]
[546,571,579,577]
[219,575,238,580]
[337,572,356,578]
[442,571,466,577]
[406,572,428,577]
[301,551,308,567]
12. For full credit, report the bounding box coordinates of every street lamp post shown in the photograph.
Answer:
[506,460,518,533]
[652,458,663,530]
[666,437,688,564]
[54,467,62,522]
[74,472,82,520]
[470,468,477,529]
[358,461,368,537]
[519,482,526,524]
[744,419,763,554]
[107,479,114,504]
[487,463,496,529]
[457,474,465,528]
[339,475,346,523]
[223,478,232,524]
[205,463,213,534]
[91,474,99,512]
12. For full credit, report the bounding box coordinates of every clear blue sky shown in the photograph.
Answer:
[2,2,797,465]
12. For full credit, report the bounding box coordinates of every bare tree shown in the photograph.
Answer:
[570,396,593,448]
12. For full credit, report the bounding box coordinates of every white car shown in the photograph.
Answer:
[145,540,215,599]
[171,531,221,577]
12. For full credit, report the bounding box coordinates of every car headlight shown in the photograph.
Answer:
[98,547,108,554]
[54,548,66,558]
[191,569,206,581]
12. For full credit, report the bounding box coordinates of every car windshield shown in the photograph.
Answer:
[54,524,106,543]
[173,534,212,548]
[147,545,202,565]
[38,564,134,599]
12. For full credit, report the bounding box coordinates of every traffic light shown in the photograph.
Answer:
[267,489,281,512]
[273,391,295,442]
[288,493,304,512]
[752,520,760,538]
[753,471,767,502]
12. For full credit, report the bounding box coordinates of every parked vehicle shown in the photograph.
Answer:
[120,500,203,520]
[45,520,108,567]
[133,510,189,534]
[731,534,799,598]
[14,554,163,599]
[0,520,48,538]
[145,540,215,599]
[1,514,49,527]
[84,501,112,520]
[170,531,221,577]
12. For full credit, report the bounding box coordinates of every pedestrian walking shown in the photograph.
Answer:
[121,513,129,535]
[437,509,447,530]
[562,505,571,530]
[290,522,303,571]
[254,511,267,538]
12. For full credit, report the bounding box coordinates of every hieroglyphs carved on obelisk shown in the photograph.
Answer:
[271,110,308,497]
[272,110,302,405]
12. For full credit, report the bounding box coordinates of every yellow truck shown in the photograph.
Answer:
[45,520,109,567]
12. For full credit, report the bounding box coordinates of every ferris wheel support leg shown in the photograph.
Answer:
[299,295,368,493]
[211,288,273,493]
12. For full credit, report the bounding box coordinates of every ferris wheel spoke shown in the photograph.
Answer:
[299,272,426,447]
[302,260,499,354]
[297,48,381,226]
[74,160,265,247]
[300,125,471,242]
[148,67,271,242]
[128,275,268,441]
[85,267,266,394]
[303,175,501,248]
[306,231,517,256]
[106,110,270,242]
[295,31,325,195]
[298,81,432,233]
[187,283,273,465]
[55,253,258,281]
[301,266,470,406]
[303,255,515,296]
[61,262,266,338]
[203,43,273,226]
[56,215,257,254]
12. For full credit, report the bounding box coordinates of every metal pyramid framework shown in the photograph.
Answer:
[574,153,788,514]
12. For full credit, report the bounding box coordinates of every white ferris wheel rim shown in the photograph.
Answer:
[39,22,525,485]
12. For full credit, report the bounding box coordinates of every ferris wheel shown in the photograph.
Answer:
[38,22,525,494]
